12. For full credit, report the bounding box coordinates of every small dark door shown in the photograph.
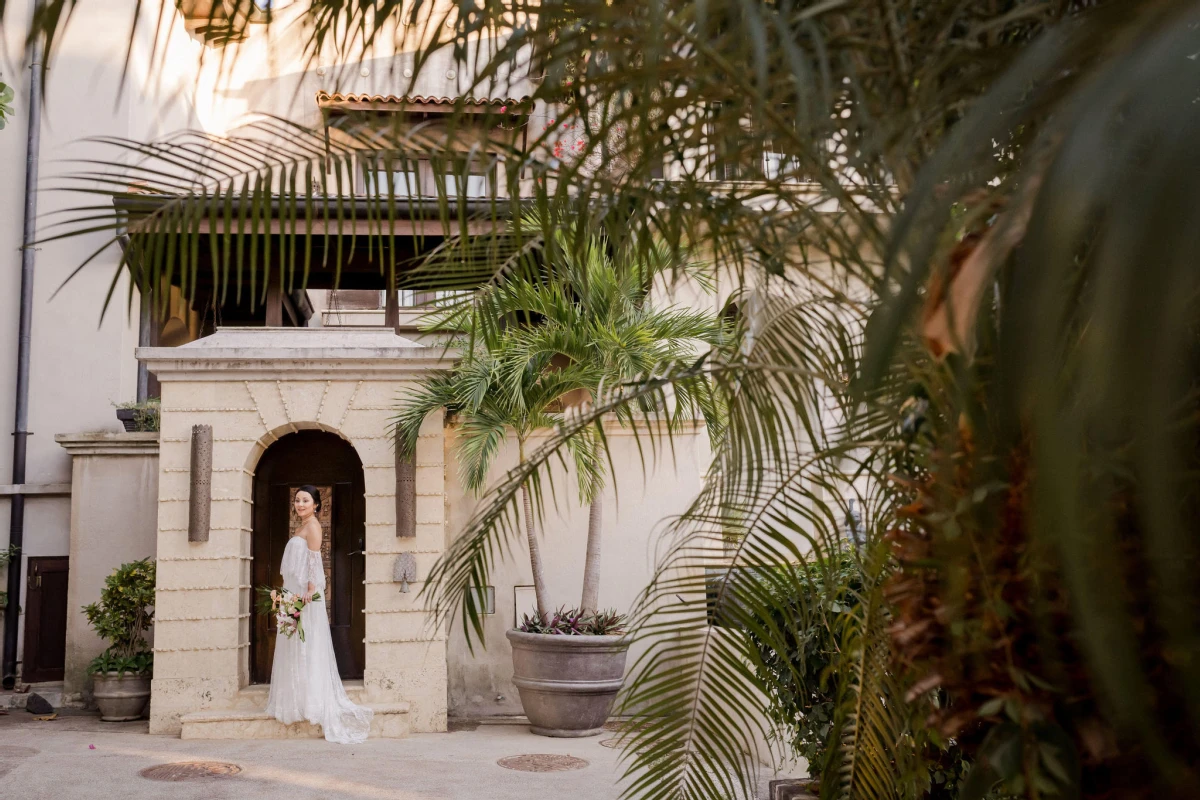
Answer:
[251,431,366,684]
[22,557,69,684]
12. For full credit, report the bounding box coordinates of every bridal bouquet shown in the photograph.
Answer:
[256,586,321,642]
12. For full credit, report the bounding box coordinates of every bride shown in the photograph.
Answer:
[265,485,373,743]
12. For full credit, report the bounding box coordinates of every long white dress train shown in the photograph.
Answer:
[265,535,373,743]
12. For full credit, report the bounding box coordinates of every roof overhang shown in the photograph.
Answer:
[316,91,533,116]
[114,194,526,237]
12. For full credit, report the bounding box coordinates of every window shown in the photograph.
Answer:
[762,150,802,181]
[441,157,497,199]
[711,104,762,181]
[361,154,423,197]
[710,104,821,184]
[361,154,499,199]
[364,166,421,197]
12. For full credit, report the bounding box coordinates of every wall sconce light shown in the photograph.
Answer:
[393,553,417,593]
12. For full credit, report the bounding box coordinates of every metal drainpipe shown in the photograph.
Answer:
[116,235,151,402]
[2,39,44,690]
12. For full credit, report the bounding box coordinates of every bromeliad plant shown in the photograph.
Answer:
[83,559,156,677]
[518,607,626,636]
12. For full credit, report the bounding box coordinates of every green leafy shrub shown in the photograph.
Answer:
[744,553,864,774]
[0,82,13,131]
[83,559,156,676]
[746,552,978,797]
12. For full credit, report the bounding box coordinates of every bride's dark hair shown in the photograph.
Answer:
[296,485,322,512]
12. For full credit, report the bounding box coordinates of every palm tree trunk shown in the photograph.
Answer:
[580,481,603,613]
[519,439,550,619]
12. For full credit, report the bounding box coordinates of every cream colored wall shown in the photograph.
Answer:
[444,422,713,718]
[56,433,160,704]
[0,0,204,673]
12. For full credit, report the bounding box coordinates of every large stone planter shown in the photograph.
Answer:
[92,673,151,721]
[506,630,629,738]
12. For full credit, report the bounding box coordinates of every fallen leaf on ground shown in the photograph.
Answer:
[32,714,57,721]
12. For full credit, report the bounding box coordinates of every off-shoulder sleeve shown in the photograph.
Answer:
[279,540,308,591]
[306,549,326,592]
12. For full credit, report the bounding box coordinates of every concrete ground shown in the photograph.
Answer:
[0,710,722,800]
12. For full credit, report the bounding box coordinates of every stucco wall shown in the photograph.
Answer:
[56,433,160,704]
[0,0,201,675]
[445,422,713,718]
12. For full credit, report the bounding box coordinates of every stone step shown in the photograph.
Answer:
[179,682,408,740]
[0,683,65,711]
[229,682,370,708]
[179,701,410,740]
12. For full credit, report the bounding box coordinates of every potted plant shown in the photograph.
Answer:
[114,398,160,432]
[395,225,723,736]
[83,559,156,721]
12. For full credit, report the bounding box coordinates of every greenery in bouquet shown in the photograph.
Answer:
[256,585,322,642]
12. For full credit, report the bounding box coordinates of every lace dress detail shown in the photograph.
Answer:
[265,536,373,743]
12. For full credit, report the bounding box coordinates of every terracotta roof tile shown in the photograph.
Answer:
[316,91,532,110]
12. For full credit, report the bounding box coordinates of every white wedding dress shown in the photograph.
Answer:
[265,535,373,743]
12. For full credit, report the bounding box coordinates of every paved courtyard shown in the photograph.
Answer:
[0,712,636,800]
[0,710,803,800]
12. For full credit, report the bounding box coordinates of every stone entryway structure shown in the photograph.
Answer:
[251,430,367,683]
[137,328,452,738]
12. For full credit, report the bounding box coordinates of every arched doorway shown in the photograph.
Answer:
[251,430,366,683]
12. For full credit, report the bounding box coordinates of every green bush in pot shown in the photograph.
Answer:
[84,559,155,720]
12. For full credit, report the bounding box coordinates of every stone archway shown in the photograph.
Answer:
[250,430,366,683]
[141,327,453,736]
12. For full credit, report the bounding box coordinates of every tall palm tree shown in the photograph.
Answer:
[404,223,725,617]
[447,226,727,613]
[393,335,597,624]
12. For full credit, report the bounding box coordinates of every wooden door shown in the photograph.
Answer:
[22,557,69,683]
[251,431,366,684]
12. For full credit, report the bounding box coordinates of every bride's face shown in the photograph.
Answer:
[294,490,316,519]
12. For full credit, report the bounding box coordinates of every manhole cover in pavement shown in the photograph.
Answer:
[139,761,243,781]
[497,754,589,772]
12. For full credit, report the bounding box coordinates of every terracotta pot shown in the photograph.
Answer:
[506,630,629,738]
[92,672,150,721]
